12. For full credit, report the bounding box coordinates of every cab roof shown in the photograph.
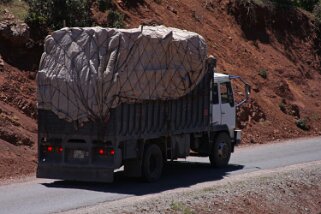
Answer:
[214,73,230,83]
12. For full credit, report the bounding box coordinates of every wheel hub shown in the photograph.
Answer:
[218,142,228,159]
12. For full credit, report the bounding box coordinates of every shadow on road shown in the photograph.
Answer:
[42,161,244,195]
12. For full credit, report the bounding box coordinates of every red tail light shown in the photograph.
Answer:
[109,149,115,156]
[98,149,104,155]
[58,147,63,153]
[47,146,53,152]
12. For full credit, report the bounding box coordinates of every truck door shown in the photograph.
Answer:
[211,83,221,125]
[219,82,236,135]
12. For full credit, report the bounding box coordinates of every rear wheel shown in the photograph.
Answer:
[142,144,163,182]
[209,132,231,167]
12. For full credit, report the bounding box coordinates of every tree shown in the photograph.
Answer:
[294,0,319,11]
[25,0,92,40]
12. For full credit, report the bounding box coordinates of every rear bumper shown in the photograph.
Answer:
[37,165,114,183]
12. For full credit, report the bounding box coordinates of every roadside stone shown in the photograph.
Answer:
[167,5,178,14]
[0,20,30,46]
[77,162,321,214]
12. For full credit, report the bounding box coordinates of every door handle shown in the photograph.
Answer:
[222,111,226,115]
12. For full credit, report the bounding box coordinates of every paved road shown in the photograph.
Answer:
[0,137,320,214]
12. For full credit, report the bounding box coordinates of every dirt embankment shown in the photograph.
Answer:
[1,0,321,180]
[0,62,37,179]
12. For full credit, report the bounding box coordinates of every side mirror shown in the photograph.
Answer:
[245,84,251,99]
[230,77,250,107]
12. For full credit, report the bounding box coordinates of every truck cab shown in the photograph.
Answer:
[212,73,236,134]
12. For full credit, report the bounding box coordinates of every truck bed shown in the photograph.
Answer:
[38,72,211,144]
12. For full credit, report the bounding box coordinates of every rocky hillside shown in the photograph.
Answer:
[0,0,321,178]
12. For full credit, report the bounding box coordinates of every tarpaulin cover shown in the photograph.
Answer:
[37,26,208,122]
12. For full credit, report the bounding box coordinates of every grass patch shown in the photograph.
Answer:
[259,68,268,79]
[170,201,194,214]
[0,0,29,21]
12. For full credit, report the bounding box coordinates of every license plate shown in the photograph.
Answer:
[73,150,85,159]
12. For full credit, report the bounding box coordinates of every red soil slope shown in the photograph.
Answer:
[0,62,37,179]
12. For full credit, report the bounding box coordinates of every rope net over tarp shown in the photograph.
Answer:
[37,26,208,123]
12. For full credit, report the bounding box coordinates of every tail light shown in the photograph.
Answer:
[97,148,115,156]
[45,146,63,154]
[58,147,63,153]
[98,149,105,155]
[47,146,53,152]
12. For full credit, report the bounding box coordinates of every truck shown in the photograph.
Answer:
[36,26,250,182]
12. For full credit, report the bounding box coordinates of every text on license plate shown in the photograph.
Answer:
[73,150,85,159]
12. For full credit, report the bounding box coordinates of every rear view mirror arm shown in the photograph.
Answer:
[229,75,251,107]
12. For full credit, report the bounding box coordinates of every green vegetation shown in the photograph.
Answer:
[314,1,321,22]
[0,0,29,20]
[98,0,107,12]
[279,101,286,112]
[26,0,91,29]
[241,0,321,16]
[107,10,124,28]
[23,0,128,39]
[25,0,92,39]
[295,118,310,131]
[122,0,144,7]
[259,68,268,79]
[170,201,194,214]
[270,0,319,11]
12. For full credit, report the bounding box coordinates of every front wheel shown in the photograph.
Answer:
[209,132,232,167]
[142,144,163,182]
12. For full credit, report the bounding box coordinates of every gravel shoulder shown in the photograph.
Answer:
[63,161,321,214]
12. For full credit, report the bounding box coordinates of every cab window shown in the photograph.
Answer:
[220,82,234,107]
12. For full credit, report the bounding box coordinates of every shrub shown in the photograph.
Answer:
[25,0,92,39]
[314,1,321,23]
[98,0,107,12]
[295,0,319,11]
[259,68,268,79]
[279,101,286,112]
[295,118,310,130]
[122,0,144,7]
[107,10,125,28]
[270,0,319,11]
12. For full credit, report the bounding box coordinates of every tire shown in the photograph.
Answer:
[209,132,231,167]
[142,144,163,182]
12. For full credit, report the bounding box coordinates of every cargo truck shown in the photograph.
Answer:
[36,26,250,182]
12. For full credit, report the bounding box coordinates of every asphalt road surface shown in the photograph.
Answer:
[0,137,320,214]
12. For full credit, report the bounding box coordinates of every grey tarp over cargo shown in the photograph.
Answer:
[37,26,208,123]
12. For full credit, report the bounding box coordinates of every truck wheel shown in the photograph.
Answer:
[209,132,231,167]
[142,144,163,182]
